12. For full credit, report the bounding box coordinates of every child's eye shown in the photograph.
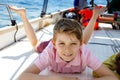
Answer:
[59,43,64,45]
[71,43,77,45]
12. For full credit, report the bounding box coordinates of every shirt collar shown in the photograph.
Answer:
[56,52,66,63]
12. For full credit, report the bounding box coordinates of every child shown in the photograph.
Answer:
[103,52,120,79]
[9,6,107,53]
[10,6,118,80]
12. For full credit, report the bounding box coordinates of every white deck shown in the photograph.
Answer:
[0,23,120,80]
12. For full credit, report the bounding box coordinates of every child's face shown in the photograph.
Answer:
[53,33,81,62]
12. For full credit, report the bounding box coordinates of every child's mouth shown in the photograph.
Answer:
[63,54,72,57]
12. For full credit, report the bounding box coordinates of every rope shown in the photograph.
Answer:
[0,4,18,42]
[105,30,120,53]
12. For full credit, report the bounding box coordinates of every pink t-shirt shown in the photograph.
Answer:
[35,41,102,73]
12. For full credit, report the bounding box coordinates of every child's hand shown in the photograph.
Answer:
[9,6,26,17]
[93,6,107,17]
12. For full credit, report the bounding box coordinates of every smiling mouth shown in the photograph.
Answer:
[63,54,72,57]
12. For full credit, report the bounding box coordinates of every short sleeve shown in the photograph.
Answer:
[34,51,49,71]
[37,40,51,53]
[81,44,102,71]
[87,49,102,71]
[34,41,53,71]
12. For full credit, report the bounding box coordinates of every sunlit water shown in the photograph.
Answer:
[0,0,107,28]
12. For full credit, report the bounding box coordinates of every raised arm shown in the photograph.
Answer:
[83,6,107,44]
[9,6,39,51]
[9,6,106,51]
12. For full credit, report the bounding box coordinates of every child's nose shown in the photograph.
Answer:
[64,46,71,52]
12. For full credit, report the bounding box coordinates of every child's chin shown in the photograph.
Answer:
[63,58,73,62]
[60,56,74,62]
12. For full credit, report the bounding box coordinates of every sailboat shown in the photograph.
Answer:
[0,0,120,80]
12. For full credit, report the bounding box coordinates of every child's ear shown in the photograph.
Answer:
[80,37,84,45]
[80,41,83,46]
[79,38,83,45]
[51,39,56,48]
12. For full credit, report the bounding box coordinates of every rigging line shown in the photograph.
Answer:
[6,5,18,42]
[111,45,117,53]
[6,5,14,21]
[105,30,116,44]
[14,23,18,42]
[0,3,18,42]
[111,45,120,53]
[6,5,17,26]
[105,30,120,52]
[88,42,114,46]
[107,30,120,48]
[104,30,116,53]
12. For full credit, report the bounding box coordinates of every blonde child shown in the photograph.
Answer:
[10,6,118,80]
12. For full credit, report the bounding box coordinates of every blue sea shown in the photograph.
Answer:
[0,0,107,28]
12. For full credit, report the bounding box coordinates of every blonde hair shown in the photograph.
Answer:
[53,18,83,42]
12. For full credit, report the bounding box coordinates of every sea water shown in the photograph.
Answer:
[0,0,107,28]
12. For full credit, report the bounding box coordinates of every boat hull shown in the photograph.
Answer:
[0,9,66,50]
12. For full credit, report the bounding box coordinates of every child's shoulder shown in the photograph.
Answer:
[80,44,92,54]
[40,41,55,53]
[44,40,53,48]
[81,43,89,49]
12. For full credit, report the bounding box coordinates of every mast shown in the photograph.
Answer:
[40,0,48,17]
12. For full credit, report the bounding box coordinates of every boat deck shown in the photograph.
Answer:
[0,23,120,80]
